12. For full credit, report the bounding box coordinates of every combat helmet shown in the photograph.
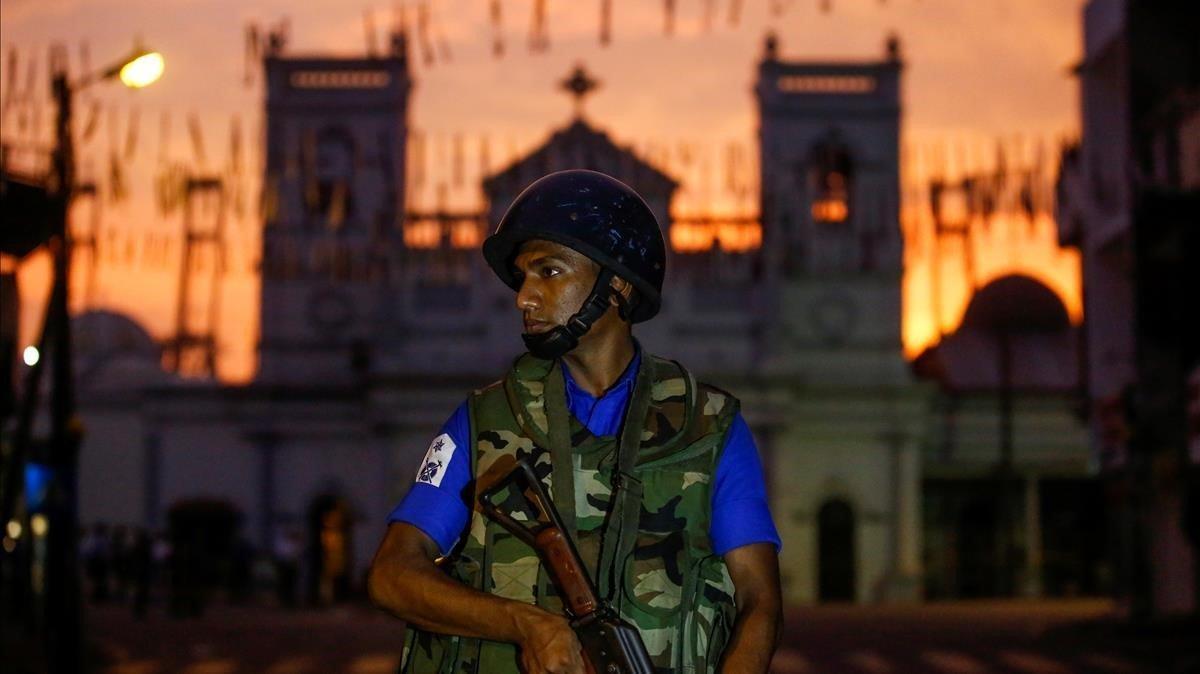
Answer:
[483,170,666,357]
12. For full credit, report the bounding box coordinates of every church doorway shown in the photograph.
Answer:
[306,494,352,605]
[817,498,856,601]
[956,496,1001,597]
[165,498,243,616]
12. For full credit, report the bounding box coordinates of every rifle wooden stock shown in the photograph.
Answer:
[480,460,654,674]
[534,526,600,618]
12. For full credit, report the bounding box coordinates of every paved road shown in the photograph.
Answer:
[773,601,1192,674]
[87,599,1195,674]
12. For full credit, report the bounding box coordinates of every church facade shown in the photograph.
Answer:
[72,32,1090,605]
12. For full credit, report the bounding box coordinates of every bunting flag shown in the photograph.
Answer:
[678,141,693,166]
[600,0,612,46]
[158,110,172,163]
[188,112,207,166]
[364,9,379,57]
[244,22,261,87]
[3,47,17,113]
[108,151,126,203]
[490,0,505,57]
[261,172,280,224]
[156,162,189,216]
[395,1,410,38]
[725,142,739,194]
[81,99,101,142]
[993,139,1007,189]
[228,116,246,221]
[418,1,436,65]
[728,0,743,26]
[24,51,38,103]
[411,129,425,190]
[24,52,40,137]
[49,44,68,83]
[124,232,136,266]
[529,0,550,53]
[228,115,243,176]
[124,107,140,160]
[268,17,291,55]
[452,132,464,187]
[479,134,491,177]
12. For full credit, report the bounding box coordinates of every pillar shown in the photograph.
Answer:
[1023,474,1043,597]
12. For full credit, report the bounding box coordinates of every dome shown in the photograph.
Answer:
[69,310,173,392]
[72,310,161,365]
[960,275,1070,334]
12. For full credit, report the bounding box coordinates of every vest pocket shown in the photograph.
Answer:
[681,554,736,674]
[621,529,687,616]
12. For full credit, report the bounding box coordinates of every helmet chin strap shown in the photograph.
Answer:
[522,268,617,360]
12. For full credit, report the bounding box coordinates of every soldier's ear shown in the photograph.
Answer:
[609,276,637,322]
[609,275,633,303]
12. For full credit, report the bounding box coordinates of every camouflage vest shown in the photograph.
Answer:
[400,351,739,674]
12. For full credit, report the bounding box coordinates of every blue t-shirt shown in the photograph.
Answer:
[388,350,781,557]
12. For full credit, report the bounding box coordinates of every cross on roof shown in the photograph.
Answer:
[560,63,600,118]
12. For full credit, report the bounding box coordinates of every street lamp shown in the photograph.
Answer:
[117,51,165,89]
[70,45,166,90]
[39,41,163,674]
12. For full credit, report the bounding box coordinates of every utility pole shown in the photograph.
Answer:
[43,66,84,674]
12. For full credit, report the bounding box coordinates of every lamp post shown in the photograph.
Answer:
[42,43,162,673]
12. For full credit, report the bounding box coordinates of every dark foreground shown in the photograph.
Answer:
[82,599,1196,674]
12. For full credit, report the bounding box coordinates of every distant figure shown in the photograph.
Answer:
[111,524,132,602]
[273,528,301,608]
[228,535,254,603]
[131,528,153,619]
[151,531,172,571]
[168,537,204,618]
[82,523,112,603]
[318,508,348,605]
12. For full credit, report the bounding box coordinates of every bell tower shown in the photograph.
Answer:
[257,32,412,384]
[756,33,906,383]
[755,35,924,604]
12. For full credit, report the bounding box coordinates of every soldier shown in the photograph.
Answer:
[368,170,782,673]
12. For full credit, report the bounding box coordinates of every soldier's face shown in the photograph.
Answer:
[513,239,601,334]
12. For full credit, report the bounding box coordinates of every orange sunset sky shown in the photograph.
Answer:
[1,0,1084,382]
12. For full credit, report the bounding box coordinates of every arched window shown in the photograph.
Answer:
[808,140,853,224]
[817,498,856,601]
[304,126,357,228]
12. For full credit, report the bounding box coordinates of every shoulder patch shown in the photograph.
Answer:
[415,433,457,488]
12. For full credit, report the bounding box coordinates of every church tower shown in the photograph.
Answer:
[757,33,906,382]
[257,32,412,384]
[755,35,924,603]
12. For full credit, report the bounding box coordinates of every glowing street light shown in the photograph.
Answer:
[23,345,40,366]
[118,51,165,89]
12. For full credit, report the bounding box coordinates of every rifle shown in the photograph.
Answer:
[480,459,654,674]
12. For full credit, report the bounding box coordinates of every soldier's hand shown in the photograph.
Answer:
[516,610,587,674]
